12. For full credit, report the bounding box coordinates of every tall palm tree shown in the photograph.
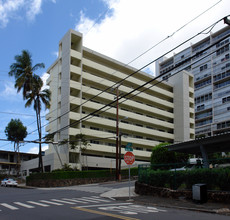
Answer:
[25,75,51,172]
[8,50,45,99]
[9,50,50,172]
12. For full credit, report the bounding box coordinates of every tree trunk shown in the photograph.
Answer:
[35,99,43,173]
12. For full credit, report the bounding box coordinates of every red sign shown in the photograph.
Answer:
[124,152,135,165]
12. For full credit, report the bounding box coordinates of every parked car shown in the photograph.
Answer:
[170,164,203,171]
[170,158,203,171]
[1,178,18,187]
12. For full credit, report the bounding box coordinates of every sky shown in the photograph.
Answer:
[0,0,229,154]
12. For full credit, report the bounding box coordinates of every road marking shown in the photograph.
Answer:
[39,200,63,206]
[68,198,88,204]
[72,207,140,220]
[83,196,111,202]
[0,203,19,210]
[27,201,49,207]
[98,205,167,215]
[52,199,76,204]
[75,198,99,203]
[76,202,133,208]
[14,202,34,209]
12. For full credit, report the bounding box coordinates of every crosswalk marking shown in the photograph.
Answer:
[14,202,34,209]
[0,196,116,211]
[67,198,88,204]
[84,196,110,203]
[0,203,19,210]
[75,198,99,203]
[51,199,76,204]
[39,200,63,206]
[27,201,50,207]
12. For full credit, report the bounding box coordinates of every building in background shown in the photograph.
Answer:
[0,150,37,176]
[156,26,230,138]
[22,29,195,173]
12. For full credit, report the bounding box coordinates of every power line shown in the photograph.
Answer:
[43,18,228,140]
[33,3,224,137]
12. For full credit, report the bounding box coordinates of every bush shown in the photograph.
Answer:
[26,167,138,182]
[139,167,230,191]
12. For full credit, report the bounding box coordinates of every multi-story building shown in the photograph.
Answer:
[22,29,195,173]
[156,26,230,138]
[0,150,37,175]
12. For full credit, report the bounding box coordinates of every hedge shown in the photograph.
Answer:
[26,167,138,182]
[138,168,230,191]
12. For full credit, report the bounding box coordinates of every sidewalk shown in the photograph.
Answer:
[101,186,230,216]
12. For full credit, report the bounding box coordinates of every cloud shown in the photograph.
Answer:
[0,81,18,98]
[75,0,229,75]
[26,0,42,21]
[0,0,24,27]
[27,145,48,154]
[0,0,55,28]
[41,72,49,90]
[52,51,59,58]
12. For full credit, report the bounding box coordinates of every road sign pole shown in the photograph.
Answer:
[129,164,130,200]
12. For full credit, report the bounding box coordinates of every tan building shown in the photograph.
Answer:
[22,29,195,173]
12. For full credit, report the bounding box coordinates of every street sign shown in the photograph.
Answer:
[125,146,133,151]
[125,143,133,151]
[126,142,132,147]
[124,151,135,165]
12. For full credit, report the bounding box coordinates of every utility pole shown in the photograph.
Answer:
[118,133,122,180]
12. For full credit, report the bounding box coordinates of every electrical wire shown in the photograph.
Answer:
[32,17,225,140]
[32,2,224,135]
[42,18,229,140]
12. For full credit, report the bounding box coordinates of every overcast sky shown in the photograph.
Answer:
[0,0,229,154]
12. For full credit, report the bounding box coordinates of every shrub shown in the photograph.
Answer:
[26,167,138,182]
[139,167,230,191]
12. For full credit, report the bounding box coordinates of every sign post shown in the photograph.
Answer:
[124,151,135,200]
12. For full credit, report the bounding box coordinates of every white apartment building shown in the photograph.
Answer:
[156,26,230,138]
[22,29,194,173]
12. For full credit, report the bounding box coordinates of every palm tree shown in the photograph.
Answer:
[8,50,45,99]
[25,75,51,172]
[9,50,50,172]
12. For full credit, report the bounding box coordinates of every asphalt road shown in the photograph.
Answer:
[0,181,229,220]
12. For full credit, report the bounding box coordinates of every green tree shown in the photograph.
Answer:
[8,50,45,98]
[45,133,90,170]
[151,143,188,165]
[8,50,50,173]
[5,119,27,174]
[25,75,51,172]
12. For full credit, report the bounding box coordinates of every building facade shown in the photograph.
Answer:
[156,26,230,138]
[42,29,194,171]
[0,150,37,176]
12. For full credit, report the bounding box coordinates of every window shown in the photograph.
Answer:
[222,96,230,103]
[197,104,205,111]
[217,120,230,130]
[90,140,99,144]
[200,64,208,72]
[195,93,212,104]
[214,79,230,90]
[216,45,229,56]
[195,79,211,89]
[90,126,99,130]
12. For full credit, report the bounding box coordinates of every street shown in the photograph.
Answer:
[0,181,229,220]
